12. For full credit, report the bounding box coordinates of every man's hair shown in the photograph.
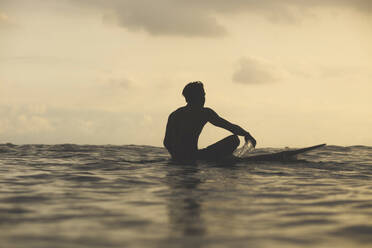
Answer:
[182,81,204,103]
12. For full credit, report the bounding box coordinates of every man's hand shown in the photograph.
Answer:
[245,133,257,148]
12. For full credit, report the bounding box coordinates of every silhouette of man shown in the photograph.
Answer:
[164,81,256,163]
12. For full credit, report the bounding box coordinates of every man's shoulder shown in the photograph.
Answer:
[169,106,217,118]
[203,107,217,116]
[168,106,187,119]
[171,106,186,115]
[203,107,214,113]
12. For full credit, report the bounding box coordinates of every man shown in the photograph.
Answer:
[164,81,256,163]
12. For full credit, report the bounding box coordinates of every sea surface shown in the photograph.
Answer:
[0,143,372,248]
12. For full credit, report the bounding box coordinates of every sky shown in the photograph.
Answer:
[0,0,371,147]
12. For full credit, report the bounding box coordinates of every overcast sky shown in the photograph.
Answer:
[1,0,371,147]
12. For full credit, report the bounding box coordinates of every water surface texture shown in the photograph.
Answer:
[1,144,372,248]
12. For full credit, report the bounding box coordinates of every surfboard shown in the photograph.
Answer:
[239,143,326,162]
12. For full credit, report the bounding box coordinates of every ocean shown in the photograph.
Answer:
[0,143,372,248]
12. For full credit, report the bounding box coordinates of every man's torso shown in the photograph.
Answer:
[166,106,210,161]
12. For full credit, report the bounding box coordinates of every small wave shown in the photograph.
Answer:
[331,225,372,242]
[17,173,52,180]
[2,195,49,203]
[323,145,352,152]
[47,144,94,152]
[277,218,336,228]
[120,158,169,164]
[61,175,104,182]
[0,207,33,214]
[349,145,372,150]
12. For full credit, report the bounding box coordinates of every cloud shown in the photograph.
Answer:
[184,0,372,16]
[95,76,133,98]
[0,105,54,136]
[0,12,13,29]
[71,0,372,37]
[105,77,132,89]
[0,104,163,145]
[68,0,227,37]
[110,1,226,37]
[232,57,280,84]
[3,0,371,36]
[0,12,9,21]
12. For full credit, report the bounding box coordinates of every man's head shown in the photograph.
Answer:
[182,81,205,107]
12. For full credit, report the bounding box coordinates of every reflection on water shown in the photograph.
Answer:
[166,166,205,237]
[165,166,206,248]
[0,144,372,248]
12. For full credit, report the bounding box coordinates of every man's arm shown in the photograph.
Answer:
[206,108,256,147]
[163,113,175,155]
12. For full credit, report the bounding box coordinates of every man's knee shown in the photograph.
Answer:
[229,135,240,148]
